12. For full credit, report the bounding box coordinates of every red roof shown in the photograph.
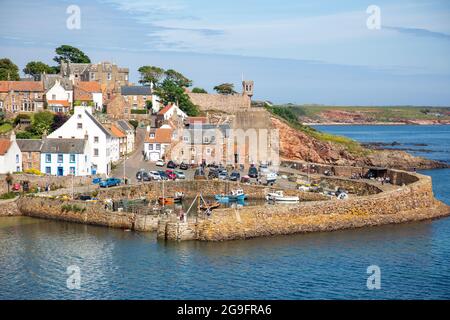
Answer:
[158,104,174,115]
[47,100,70,107]
[0,81,44,92]
[145,128,173,144]
[110,125,126,138]
[0,139,12,156]
[76,81,101,93]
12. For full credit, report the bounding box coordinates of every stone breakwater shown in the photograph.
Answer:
[9,168,450,242]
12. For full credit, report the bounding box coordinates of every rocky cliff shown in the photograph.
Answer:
[272,117,447,170]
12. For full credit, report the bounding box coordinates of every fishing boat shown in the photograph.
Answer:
[158,192,184,205]
[266,190,299,202]
[215,189,247,202]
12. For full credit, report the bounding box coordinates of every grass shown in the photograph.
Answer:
[276,104,450,122]
[0,123,13,134]
[266,105,369,156]
[0,192,18,200]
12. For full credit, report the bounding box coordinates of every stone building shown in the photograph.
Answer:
[0,81,45,116]
[120,85,153,112]
[106,94,131,119]
[60,61,129,101]
[186,80,254,113]
[16,139,43,172]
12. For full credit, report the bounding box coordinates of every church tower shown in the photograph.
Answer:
[242,80,254,98]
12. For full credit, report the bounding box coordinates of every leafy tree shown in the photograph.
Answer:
[16,131,36,139]
[53,45,91,65]
[128,120,139,130]
[154,79,199,116]
[23,61,56,79]
[0,58,20,80]
[146,100,153,111]
[214,83,236,95]
[5,173,13,193]
[32,111,55,136]
[138,66,165,85]
[192,87,208,94]
[51,113,69,132]
[164,69,192,87]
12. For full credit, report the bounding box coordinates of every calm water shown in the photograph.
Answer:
[0,125,449,300]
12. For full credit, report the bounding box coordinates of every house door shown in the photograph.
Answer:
[57,167,64,176]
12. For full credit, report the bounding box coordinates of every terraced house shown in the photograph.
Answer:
[16,139,43,172]
[73,81,103,111]
[0,81,45,116]
[42,75,73,113]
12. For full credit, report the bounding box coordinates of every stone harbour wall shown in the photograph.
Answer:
[0,198,21,216]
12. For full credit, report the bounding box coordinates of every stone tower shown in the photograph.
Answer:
[242,80,254,98]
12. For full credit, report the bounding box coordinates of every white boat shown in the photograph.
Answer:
[265,190,299,202]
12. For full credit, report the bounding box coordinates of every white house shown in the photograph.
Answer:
[144,124,175,161]
[48,106,119,175]
[0,132,22,174]
[157,103,187,121]
[115,120,135,154]
[74,82,103,111]
[40,138,90,176]
[45,79,73,113]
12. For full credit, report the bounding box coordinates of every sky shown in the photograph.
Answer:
[0,0,449,105]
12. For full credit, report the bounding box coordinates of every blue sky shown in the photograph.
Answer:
[0,0,449,105]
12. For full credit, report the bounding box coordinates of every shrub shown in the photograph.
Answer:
[61,204,86,213]
[24,168,43,176]
[0,192,17,200]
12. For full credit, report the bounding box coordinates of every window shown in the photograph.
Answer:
[70,154,75,163]
[0,101,3,109]
[45,166,51,174]
[94,136,99,143]
[206,148,212,155]
[16,166,20,172]
[27,162,32,168]
[183,136,189,142]
[94,148,99,157]
[133,96,137,101]
[125,74,128,81]
[28,152,32,158]
[107,73,112,80]
[15,154,19,163]
[57,154,63,163]
[70,167,75,175]
[203,136,210,143]
[77,114,82,119]
[90,72,95,80]
[52,94,56,100]
[77,123,82,129]
[34,93,39,99]
[46,154,51,163]
[156,144,161,150]
[67,93,70,100]
[149,144,153,151]
[150,133,155,138]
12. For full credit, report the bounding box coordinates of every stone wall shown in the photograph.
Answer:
[16,196,159,231]
[189,171,446,241]
[95,180,327,202]
[0,198,21,216]
[187,92,251,113]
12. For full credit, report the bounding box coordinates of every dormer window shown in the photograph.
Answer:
[150,133,155,138]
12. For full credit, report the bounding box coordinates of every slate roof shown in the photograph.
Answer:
[16,139,43,152]
[41,139,86,154]
[120,86,152,96]
[116,120,134,132]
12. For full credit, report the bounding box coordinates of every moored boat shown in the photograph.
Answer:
[215,189,247,202]
[266,190,299,202]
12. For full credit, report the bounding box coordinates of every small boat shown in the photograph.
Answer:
[158,192,184,205]
[199,201,221,211]
[266,190,299,202]
[215,189,247,202]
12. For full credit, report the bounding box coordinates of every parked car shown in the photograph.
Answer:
[229,171,241,181]
[167,160,177,169]
[158,171,169,180]
[99,178,122,188]
[148,171,162,180]
[248,166,258,178]
[156,159,165,167]
[175,171,186,179]
[218,171,229,180]
[92,177,102,184]
[208,169,219,180]
[179,162,189,170]
[136,170,151,181]
[165,169,177,180]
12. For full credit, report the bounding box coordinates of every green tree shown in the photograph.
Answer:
[154,79,199,116]
[214,83,236,95]
[53,45,91,65]
[5,173,13,193]
[23,61,56,79]
[192,87,208,94]
[164,69,192,87]
[0,58,20,81]
[138,65,165,85]
[32,111,55,136]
